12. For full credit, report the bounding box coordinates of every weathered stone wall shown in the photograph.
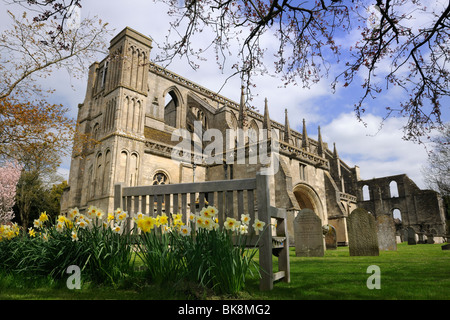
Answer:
[356,175,447,237]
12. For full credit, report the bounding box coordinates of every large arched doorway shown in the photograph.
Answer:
[293,183,325,222]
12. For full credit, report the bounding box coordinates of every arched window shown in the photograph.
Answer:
[152,172,168,185]
[93,123,100,141]
[229,111,238,130]
[95,153,103,196]
[389,181,399,197]
[247,120,258,144]
[392,208,402,221]
[129,153,139,186]
[117,151,128,184]
[103,150,111,194]
[164,91,179,128]
[102,61,108,88]
[362,185,370,201]
[122,96,130,130]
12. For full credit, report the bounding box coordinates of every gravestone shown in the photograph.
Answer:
[347,208,379,256]
[407,227,416,245]
[324,224,337,250]
[402,229,408,242]
[294,209,324,257]
[376,214,397,251]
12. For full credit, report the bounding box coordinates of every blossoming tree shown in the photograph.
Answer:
[0,161,22,224]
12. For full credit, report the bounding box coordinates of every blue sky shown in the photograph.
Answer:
[1,0,448,189]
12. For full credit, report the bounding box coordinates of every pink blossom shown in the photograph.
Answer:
[0,161,22,224]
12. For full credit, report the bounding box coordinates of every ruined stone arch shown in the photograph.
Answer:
[163,86,184,128]
[293,183,325,222]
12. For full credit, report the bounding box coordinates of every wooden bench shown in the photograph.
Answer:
[114,171,290,291]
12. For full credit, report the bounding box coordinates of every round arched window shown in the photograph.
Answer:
[152,172,168,185]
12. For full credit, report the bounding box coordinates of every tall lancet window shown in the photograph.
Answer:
[102,61,109,88]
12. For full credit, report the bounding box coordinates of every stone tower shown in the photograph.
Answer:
[66,28,152,212]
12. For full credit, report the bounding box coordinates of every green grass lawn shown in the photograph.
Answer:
[246,242,450,300]
[1,242,449,300]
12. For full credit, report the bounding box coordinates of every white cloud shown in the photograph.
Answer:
[322,112,429,188]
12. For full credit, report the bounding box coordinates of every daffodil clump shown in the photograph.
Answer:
[135,204,266,237]
[0,222,20,241]
[24,206,128,244]
[1,204,266,294]
[135,212,175,234]
[133,205,266,294]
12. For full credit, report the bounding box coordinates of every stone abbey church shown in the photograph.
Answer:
[61,27,447,245]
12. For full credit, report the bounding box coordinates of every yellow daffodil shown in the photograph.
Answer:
[239,224,249,235]
[117,211,128,221]
[159,214,169,225]
[199,207,208,218]
[196,215,204,226]
[28,227,36,237]
[253,218,265,232]
[224,217,237,231]
[137,216,155,233]
[68,207,79,220]
[206,206,218,216]
[173,218,184,230]
[65,219,74,229]
[71,231,78,241]
[6,229,15,240]
[1,225,17,241]
[12,223,20,236]
[112,224,122,234]
[39,211,49,222]
[56,221,65,232]
[33,219,42,229]
[77,220,88,229]
[134,212,144,220]
[96,209,105,219]
[87,205,97,218]
[172,213,182,221]
[107,213,114,222]
[240,214,250,225]
[201,217,214,230]
[180,225,191,236]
